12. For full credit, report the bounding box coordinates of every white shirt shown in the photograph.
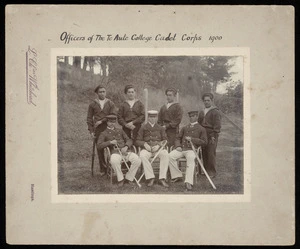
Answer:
[98,98,106,109]
[127,99,135,108]
[148,122,155,127]
[166,102,175,109]
[190,122,198,127]
[204,106,214,115]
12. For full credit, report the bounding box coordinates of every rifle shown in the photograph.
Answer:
[91,137,96,176]
[115,144,142,188]
[190,140,216,190]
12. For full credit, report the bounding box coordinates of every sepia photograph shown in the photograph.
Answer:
[55,50,247,197]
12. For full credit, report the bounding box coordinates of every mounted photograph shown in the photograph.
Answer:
[51,48,250,202]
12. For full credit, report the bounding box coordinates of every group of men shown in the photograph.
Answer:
[87,84,221,191]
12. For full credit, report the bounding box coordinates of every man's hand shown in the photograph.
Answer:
[144,142,152,152]
[185,136,192,142]
[152,145,160,152]
[95,120,102,128]
[210,137,216,144]
[176,147,183,152]
[126,122,135,130]
[110,139,118,145]
[159,140,167,147]
[121,146,128,154]
[90,132,96,139]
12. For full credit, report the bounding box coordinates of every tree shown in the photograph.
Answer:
[64,56,69,65]
[200,56,233,93]
[226,80,243,98]
[73,56,81,68]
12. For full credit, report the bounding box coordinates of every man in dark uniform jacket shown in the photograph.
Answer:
[87,85,117,176]
[97,114,141,186]
[198,93,222,178]
[117,85,145,141]
[135,110,169,188]
[158,88,183,147]
[169,111,208,190]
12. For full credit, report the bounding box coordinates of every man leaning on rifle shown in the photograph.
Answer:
[97,114,141,186]
[135,110,169,188]
[168,111,208,191]
[87,85,117,176]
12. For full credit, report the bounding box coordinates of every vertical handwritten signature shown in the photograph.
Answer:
[26,46,38,106]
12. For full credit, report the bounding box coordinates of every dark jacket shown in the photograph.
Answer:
[158,103,183,131]
[198,107,221,139]
[87,98,116,133]
[97,127,133,154]
[174,123,208,151]
[135,123,167,148]
[117,100,145,126]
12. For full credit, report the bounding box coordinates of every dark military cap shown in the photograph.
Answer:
[94,85,106,93]
[202,92,214,100]
[165,88,178,95]
[124,84,135,94]
[188,111,199,116]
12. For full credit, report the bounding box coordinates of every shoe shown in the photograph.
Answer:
[147,178,155,187]
[160,179,169,188]
[118,179,124,187]
[185,183,193,191]
[126,179,135,186]
[171,177,183,183]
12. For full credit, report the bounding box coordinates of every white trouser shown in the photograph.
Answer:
[169,150,196,185]
[110,152,141,182]
[140,149,169,180]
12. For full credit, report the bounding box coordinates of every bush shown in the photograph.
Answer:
[215,95,243,115]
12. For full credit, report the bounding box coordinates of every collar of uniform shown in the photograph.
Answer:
[148,122,156,127]
[190,122,198,126]
[204,106,216,115]
[166,102,177,109]
[126,99,138,104]
[107,126,115,130]
[95,98,107,108]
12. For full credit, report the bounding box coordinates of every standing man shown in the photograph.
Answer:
[87,85,117,176]
[158,88,183,148]
[198,93,221,178]
[117,85,145,141]
[135,110,169,188]
[169,111,207,190]
[97,114,142,186]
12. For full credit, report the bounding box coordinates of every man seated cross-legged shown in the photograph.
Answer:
[168,111,208,191]
[97,114,141,187]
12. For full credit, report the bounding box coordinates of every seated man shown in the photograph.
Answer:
[97,114,141,186]
[168,111,208,190]
[135,110,169,188]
